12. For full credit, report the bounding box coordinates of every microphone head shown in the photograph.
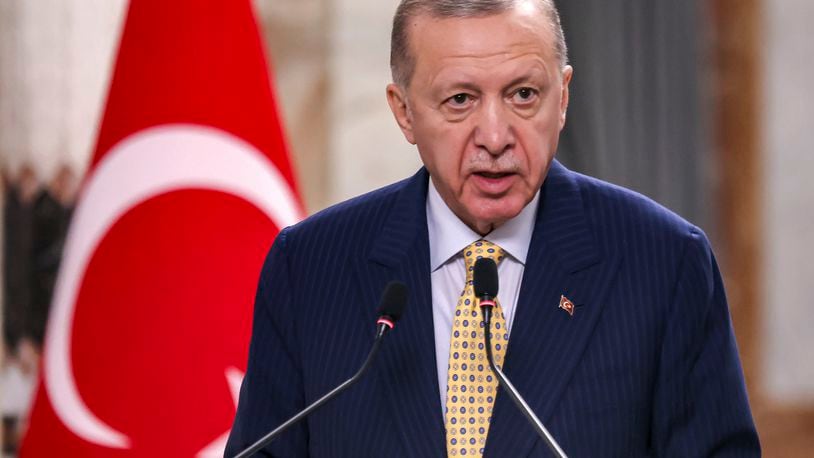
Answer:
[377,281,408,323]
[473,257,499,298]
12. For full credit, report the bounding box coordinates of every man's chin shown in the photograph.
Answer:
[466,200,525,232]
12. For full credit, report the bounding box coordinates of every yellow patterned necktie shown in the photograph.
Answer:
[444,240,507,457]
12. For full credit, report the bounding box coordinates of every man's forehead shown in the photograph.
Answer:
[431,58,551,88]
[407,9,557,68]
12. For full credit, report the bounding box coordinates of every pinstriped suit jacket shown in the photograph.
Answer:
[225,161,760,457]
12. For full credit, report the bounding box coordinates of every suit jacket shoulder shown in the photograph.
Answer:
[573,168,703,251]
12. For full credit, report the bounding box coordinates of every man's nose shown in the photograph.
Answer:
[473,99,515,156]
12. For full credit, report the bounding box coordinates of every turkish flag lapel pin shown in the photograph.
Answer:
[559,295,575,317]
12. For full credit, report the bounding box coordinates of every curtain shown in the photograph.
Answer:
[556,0,712,231]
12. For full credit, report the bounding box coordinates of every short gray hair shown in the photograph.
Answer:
[390,0,569,87]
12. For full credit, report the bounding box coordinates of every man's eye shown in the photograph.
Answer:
[448,93,471,106]
[513,87,537,102]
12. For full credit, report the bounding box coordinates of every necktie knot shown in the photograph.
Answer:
[463,240,505,283]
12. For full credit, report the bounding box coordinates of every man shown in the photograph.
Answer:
[226,0,760,456]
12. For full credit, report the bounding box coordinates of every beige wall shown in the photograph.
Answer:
[253,0,332,211]
[325,0,422,207]
[255,0,420,212]
[0,0,126,180]
[762,0,814,404]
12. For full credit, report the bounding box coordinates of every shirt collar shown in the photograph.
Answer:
[426,178,540,271]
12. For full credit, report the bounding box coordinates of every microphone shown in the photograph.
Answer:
[473,258,568,458]
[233,281,408,458]
[375,281,408,339]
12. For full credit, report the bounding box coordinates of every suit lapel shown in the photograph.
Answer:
[352,168,446,458]
[485,161,623,457]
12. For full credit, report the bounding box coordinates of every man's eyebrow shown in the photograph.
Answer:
[439,81,481,94]
[503,71,549,90]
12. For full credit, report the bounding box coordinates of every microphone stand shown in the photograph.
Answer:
[481,304,568,458]
[233,323,390,458]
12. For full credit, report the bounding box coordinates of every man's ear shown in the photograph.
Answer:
[386,83,416,144]
[559,65,573,130]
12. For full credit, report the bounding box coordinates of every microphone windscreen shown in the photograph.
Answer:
[473,257,499,298]
[377,281,408,322]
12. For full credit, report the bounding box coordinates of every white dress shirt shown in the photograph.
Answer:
[426,178,540,414]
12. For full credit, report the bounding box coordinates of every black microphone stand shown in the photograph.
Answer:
[481,304,568,458]
[233,323,390,458]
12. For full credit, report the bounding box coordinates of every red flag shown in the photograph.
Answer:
[21,0,304,455]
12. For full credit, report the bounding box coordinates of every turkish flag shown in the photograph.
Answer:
[21,0,304,456]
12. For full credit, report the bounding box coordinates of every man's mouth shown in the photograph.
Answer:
[474,171,512,179]
[470,171,516,195]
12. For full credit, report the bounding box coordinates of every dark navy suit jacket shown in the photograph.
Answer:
[225,161,759,457]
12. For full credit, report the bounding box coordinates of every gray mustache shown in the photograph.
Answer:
[465,154,521,174]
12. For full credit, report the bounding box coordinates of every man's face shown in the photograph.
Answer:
[387,5,572,234]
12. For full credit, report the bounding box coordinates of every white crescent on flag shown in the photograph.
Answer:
[43,124,304,448]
